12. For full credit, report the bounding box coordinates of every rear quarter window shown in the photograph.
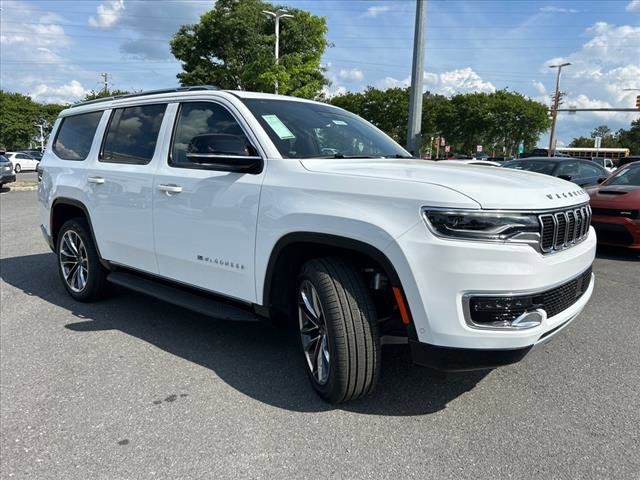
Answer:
[52,111,104,161]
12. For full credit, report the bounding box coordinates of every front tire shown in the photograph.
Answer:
[297,257,380,403]
[56,218,108,302]
[14,164,21,173]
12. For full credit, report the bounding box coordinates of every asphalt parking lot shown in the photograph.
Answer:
[1,190,638,479]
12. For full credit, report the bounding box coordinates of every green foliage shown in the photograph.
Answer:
[569,121,640,153]
[170,0,329,98]
[82,89,132,101]
[331,87,550,156]
[0,90,65,150]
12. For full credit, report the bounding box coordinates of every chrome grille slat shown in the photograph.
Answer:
[538,204,590,254]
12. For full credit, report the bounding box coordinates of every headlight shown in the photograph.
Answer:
[422,209,540,242]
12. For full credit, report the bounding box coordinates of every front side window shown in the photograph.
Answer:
[580,163,603,177]
[170,102,255,167]
[52,111,103,161]
[241,98,411,159]
[101,104,166,165]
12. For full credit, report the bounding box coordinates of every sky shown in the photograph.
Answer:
[1,0,639,147]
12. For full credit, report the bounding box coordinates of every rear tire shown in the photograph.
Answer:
[14,164,21,173]
[297,257,380,403]
[56,218,108,302]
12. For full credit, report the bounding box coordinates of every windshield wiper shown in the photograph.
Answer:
[381,153,414,159]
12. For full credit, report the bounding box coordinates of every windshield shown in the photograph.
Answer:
[503,160,556,175]
[605,163,640,186]
[0,155,9,163]
[241,98,411,159]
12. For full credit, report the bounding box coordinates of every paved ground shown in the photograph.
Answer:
[1,190,638,479]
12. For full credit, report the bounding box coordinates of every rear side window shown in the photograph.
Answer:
[52,111,103,161]
[101,104,166,165]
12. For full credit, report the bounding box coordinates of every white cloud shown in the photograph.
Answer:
[532,80,547,95]
[338,68,364,82]
[364,5,392,18]
[88,0,126,30]
[626,0,640,12]
[539,6,578,14]
[29,80,90,104]
[377,68,496,96]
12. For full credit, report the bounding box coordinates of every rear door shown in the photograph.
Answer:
[152,99,266,302]
[85,103,169,273]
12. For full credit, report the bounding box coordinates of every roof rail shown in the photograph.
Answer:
[69,85,220,108]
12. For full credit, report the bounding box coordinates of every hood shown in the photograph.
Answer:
[587,184,640,209]
[300,158,589,210]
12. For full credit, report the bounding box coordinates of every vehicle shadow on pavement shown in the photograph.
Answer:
[1,253,489,416]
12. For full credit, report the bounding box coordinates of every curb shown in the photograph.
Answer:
[2,184,38,192]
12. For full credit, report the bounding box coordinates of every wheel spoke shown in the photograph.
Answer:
[59,230,88,293]
[298,280,330,385]
[300,287,319,322]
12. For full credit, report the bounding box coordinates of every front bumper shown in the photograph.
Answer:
[386,221,597,350]
[592,215,640,249]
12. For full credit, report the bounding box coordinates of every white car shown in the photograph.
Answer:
[38,87,596,403]
[5,151,39,172]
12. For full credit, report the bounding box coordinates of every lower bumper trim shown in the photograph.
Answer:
[41,225,54,252]
[409,340,531,372]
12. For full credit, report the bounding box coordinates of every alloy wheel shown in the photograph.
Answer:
[59,230,89,293]
[298,279,330,385]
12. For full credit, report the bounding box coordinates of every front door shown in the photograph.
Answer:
[152,100,265,303]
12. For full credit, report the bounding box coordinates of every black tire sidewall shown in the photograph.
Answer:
[14,164,21,173]
[56,219,105,301]
[296,270,339,399]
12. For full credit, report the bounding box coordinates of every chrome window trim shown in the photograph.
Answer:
[461,269,594,331]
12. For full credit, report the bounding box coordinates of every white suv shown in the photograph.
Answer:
[38,86,596,403]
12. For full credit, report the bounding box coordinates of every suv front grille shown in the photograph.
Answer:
[539,205,591,253]
[468,266,593,326]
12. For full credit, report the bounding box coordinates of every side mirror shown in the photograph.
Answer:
[186,133,262,174]
[558,174,572,181]
[185,152,262,173]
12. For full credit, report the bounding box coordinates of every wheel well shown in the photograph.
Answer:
[263,235,410,330]
[50,201,88,247]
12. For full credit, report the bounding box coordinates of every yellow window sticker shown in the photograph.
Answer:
[262,114,296,140]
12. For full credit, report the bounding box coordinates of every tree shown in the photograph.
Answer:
[616,119,640,155]
[82,88,132,101]
[330,87,448,150]
[0,91,65,150]
[170,0,329,98]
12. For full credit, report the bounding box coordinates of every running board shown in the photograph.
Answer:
[106,271,259,322]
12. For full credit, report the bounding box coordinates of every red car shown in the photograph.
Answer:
[587,162,640,249]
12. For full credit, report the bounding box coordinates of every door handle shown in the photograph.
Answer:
[87,176,105,184]
[157,184,183,194]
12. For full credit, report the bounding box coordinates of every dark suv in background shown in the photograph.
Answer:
[502,157,609,187]
[0,153,16,187]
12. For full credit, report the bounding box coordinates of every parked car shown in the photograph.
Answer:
[5,151,39,172]
[21,149,43,161]
[38,87,596,403]
[442,159,501,167]
[586,162,640,249]
[0,153,16,187]
[589,157,616,173]
[618,155,640,168]
[502,157,609,187]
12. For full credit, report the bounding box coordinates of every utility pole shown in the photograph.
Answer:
[547,62,570,157]
[262,9,294,94]
[406,0,427,157]
[100,72,110,94]
[34,123,45,151]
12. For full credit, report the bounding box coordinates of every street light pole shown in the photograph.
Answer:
[406,0,427,157]
[547,62,570,157]
[262,9,294,94]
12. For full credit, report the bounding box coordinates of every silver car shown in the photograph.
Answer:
[0,154,16,187]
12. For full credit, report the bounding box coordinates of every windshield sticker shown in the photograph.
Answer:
[332,120,348,126]
[262,114,296,140]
